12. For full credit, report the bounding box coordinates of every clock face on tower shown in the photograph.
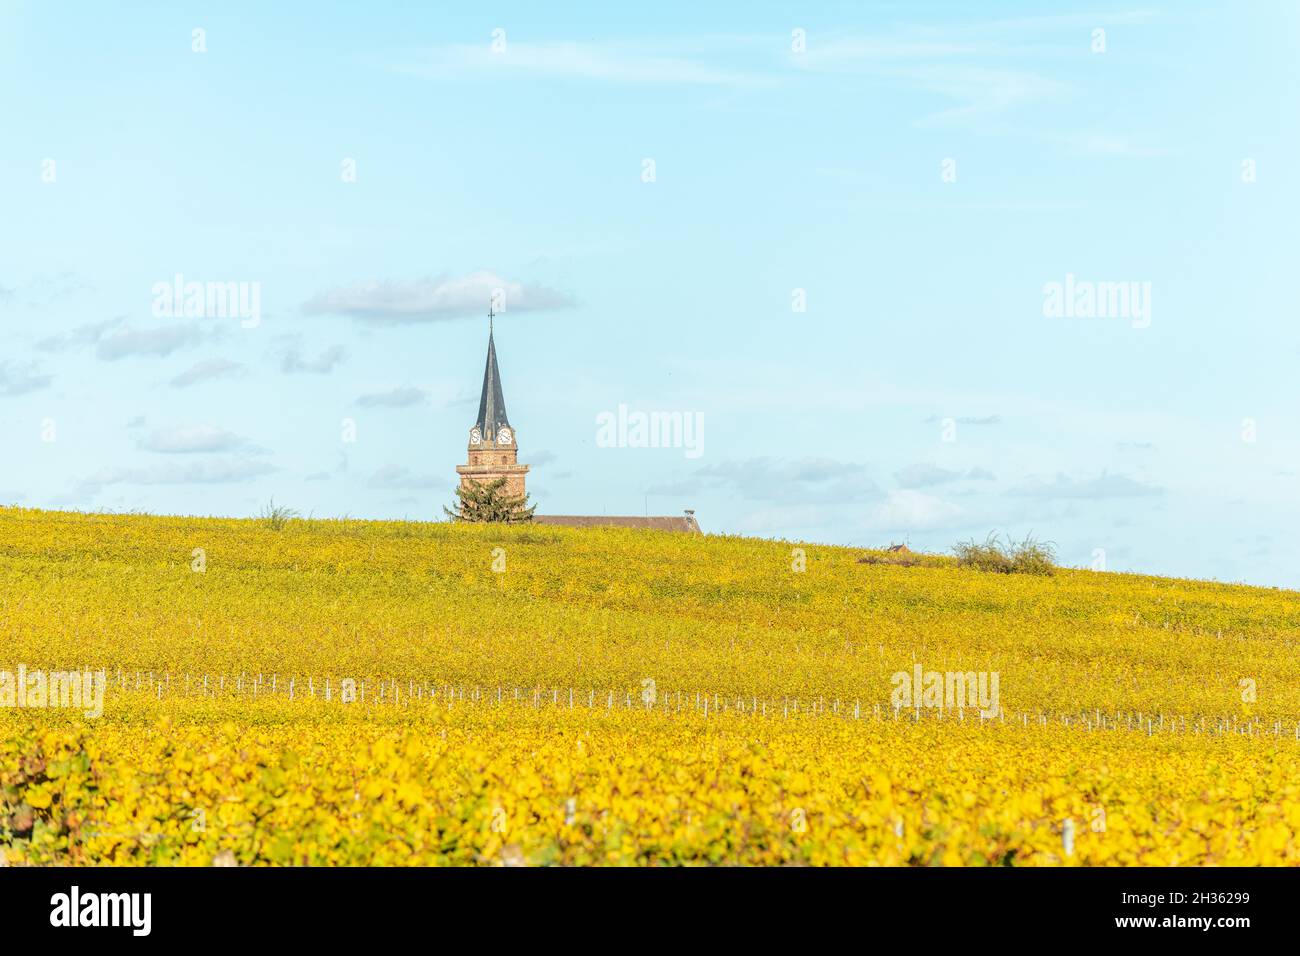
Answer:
[469,426,482,445]
[497,427,513,445]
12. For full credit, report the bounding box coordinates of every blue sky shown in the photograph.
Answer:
[2,2,1297,586]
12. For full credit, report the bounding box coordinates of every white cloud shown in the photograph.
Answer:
[0,360,53,396]
[98,323,210,360]
[869,490,963,531]
[895,463,962,488]
[170,358,245,388]
[303,271,576,324]
[40,318,214,360]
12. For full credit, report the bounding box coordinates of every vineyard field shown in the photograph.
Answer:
[2,507,1298,865]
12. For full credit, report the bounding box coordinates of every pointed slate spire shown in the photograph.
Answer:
[475,305,510,439]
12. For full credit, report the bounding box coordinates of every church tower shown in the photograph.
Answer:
[456,308,528,498]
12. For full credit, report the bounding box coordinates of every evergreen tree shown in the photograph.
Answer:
[444,477,536,523]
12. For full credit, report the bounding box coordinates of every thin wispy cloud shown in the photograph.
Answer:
[37,318,121,353]
[138,424,258,455]
[650,457,879,504]
[392,40,772,87]
[356,386,428,408]
[1008,471,1164,500]
[790,12,1158,128]
[444,389,478,410]
[1043,130,1165,158]
[790,28,1064,127]
[2,271,88,310]
[368,465,442,490]
[275,340,348,375]
[895,463,997,488]
[79,458,275,492]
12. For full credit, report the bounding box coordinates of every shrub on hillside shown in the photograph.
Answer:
[954,533,1056,576]
[260,498,300,531]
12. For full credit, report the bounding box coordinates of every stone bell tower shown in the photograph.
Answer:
[456,306,529,497]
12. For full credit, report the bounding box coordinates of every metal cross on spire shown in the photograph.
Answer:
[488,301,495,335]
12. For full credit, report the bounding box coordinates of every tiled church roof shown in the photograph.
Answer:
[534,514,701,533]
